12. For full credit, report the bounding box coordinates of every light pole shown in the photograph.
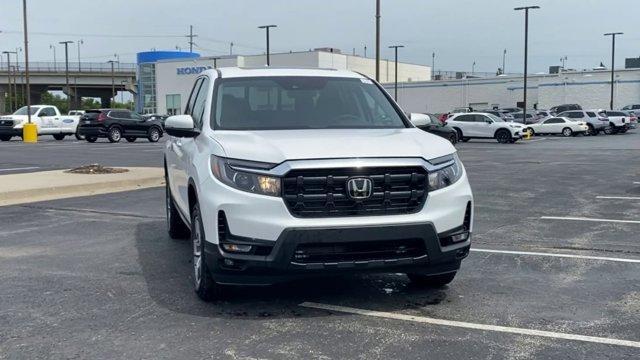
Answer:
[59,40,73,112]
[107,60,118,107]
[230,42,234,55]
[502,49,507,74]
[21,0,35,142]
[16,48,24,106]
[258,25,277,66]
[2,51,16,112]
[472,61,476,75]
[514,5,540,123]
[604,32,623,110]
[431,52,435,80]
[560,56,567,70]
[388,45,404,101]
[77,39,83,72]
[49,44,57,71]
[375,0,381,82]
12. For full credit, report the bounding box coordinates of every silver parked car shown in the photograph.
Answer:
[556,110,606,136]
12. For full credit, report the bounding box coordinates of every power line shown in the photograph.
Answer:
[185,25,198,53]
[2,30,183,39]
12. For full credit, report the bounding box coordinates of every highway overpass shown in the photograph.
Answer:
[1,62,136,113]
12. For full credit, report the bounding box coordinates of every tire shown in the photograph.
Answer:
[448,133,457,145]
[126,137,137,143]
[604,124,615,135]
[75,130,85,140]
[619,127,628,134]
[86,136,97,143]
[0,135,12,142]
[561,127,573,137]
[407,272,457,288]
[495,129,511,143]
[586,124,596,136]
[53,134,66,141]
[454,128,463,141]
[107,126,122,143]
[166,176,189,239]
[147,127,161,142]
[191,203,223,301]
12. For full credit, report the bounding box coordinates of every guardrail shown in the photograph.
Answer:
[0,62,136,73]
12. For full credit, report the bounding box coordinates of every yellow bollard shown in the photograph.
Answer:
[22,123,38,143]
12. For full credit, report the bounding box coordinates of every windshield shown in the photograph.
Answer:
[212,76,407,130]
[486,113,504,122]
[13,106,41,115]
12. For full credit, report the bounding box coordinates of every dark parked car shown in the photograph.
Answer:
[409,113,458,144]
[78,109,164,143]
[550,104,582,115]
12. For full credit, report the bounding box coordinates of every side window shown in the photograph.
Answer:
[191,77,210,129]
[456,115,473,122]
[130,112,143,121]
[474,115,489,123]
[110,111,128,119]
[586,112,596,117]
[41,107,56,116]
[185,78,203,115]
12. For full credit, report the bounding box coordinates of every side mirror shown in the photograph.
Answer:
[165,115,199,138]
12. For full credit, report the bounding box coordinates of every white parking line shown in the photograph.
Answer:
[596,196,640,200]
[634,182,640,185]
[471,248,640,263]
[0,166,40,172]
[299,302,640,349]
[541,216,640,224]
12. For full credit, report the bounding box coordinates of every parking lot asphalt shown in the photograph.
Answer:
[1,132,639,359]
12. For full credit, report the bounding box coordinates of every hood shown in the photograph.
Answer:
[210,128,455,164]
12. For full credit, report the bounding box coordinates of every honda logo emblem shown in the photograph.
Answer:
[347,177,373,200]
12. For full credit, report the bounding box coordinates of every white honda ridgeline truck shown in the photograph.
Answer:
[163,68,473,301]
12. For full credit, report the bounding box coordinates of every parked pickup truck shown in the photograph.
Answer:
[0,105,82,141]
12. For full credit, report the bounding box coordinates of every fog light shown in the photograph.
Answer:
[450,232,469,243]
[222,244,252,253]
[223,259,235,266]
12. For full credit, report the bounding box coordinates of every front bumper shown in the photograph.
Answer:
[204,222,470,285]
[0,126,22,136]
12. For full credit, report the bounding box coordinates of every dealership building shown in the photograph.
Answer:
[136,48,431,114]
[388,67,640,114]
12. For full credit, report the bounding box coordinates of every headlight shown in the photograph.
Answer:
[428,153,464,191]
[210,155,281,196]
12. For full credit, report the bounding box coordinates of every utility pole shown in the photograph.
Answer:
[77,39,83,71]
[185,25,198,53]
[388,45,404,101]
[514,5,540,124]
[472,61,476,75]
[502,49,507,74]
[258,25,277,66]
[604,32,623,110]
[107,60,118,107]
[22,0,35,142]
[59,41,73,112]
[375,0,381,82]
[364,45,367,58]
[230,42,234,55]
[49,44,56,71]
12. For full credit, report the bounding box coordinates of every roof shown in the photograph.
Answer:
[207,67,366,79]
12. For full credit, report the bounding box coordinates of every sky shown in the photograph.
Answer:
[1,0,639,74]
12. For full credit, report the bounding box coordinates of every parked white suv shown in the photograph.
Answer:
[446,112,524,143]
[163,68,474,300]
[599,110,631,134]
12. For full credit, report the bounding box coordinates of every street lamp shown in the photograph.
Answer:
[431,52,435,80]
[388,45,404,101]
[560,55,567,70]
[502,49,507,74]
[21,0,37,142]
[258,25,277,66]
[59,40,73,112]
[604,32,623,110]
[77,39,84,72]
[472,61,476,75]
[49,44,57,71]
[107,60,118,107]
[514,5,540,124]
[2,51,17,112]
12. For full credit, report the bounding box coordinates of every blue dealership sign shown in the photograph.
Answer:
[176,66,213,75]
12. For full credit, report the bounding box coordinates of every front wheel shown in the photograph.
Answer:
[448,133,457,145]
[586,124,596,136]
[495,129,511,143]
[75,130,85,140]
[191,203,223,301]
[603,124,615,135]
[147,127,161,142]
[562,127,573,137]
[53,134,66,141]
[407,272,457,288]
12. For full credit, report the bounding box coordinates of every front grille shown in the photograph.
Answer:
[282,166,428,217]
[292,239,426,264]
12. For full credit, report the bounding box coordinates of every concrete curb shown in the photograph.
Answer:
[0,167,164,207]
